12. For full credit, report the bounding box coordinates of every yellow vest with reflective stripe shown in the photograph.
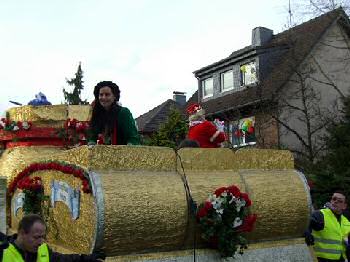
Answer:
[312,208,350,260]
[2,243,50,262]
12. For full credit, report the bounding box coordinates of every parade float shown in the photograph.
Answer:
[0,105,315,261]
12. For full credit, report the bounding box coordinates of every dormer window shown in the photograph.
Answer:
[220,70,234,92]
[202,77,213,98]
[240,61,257,86]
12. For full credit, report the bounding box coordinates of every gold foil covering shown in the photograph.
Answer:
[0,146,63,183]
[67,105,92,121]
[177,148,309,243]
[99,170,187,256]
[106,238,308,261]
[47,146,91,168]
[7,105,67,128]
[6,105,92,128]
[184,170,244,204]
[177,148,294,171]
[0,145,310,257]
[235,148,295,170]
[11,170,95,253]
[177,148,236,171]
[241,169,310,241]
[11,145,175,172]
[88,146,175,171]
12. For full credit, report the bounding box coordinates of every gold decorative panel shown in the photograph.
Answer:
[1,145,310,257]
[99,170,187,256]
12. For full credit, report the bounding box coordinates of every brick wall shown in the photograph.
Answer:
[255,113,279,149]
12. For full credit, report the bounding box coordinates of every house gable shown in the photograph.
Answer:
[278,15,350,156]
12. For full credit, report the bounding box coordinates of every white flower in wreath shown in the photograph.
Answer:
[233,217,243,228]
[216,208,224,215]
[212,196,224,210]
[208,194,217,202]
[229,195,237,205]
[221,191,228,197]
[212,200,222,210]
[0,120,5,128]
[12,125,19,131]
[235,198,246,212]
[22,121,30,130]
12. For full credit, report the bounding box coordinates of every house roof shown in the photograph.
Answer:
[193,46,256,76]
[196,8,349,117]
[136,99,185,133]
[185,90,198,107]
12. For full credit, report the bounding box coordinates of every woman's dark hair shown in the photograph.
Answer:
[93,81,120,102]
[90,81,122,139]
[18,214,46,234]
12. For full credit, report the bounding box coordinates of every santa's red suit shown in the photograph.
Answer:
[188,120,226,148]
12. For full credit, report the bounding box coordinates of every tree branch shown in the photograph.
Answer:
[310,56,346,98]
[270,114,309,149]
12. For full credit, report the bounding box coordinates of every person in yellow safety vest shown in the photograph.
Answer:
[305,191,350,262]
[0,232,10,260]
[1,214,105,262]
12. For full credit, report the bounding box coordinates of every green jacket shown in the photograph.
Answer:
[89,106,140,145]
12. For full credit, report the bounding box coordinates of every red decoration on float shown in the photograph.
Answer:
[8,161,92,195]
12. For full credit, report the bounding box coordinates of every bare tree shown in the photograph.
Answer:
[289,0,349,20]
[257,7,349,165]
[307,0,349,15]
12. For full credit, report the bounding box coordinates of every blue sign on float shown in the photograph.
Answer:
[50,180,80,219]
[13,193,25,217]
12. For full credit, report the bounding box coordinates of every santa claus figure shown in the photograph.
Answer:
[186,103,226,148]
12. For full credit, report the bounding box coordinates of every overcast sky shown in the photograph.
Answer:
[0,0,312,118]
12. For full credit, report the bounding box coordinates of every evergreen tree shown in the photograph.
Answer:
[310,96,350,207]
[147,107,188,149]
[63,62,88,105]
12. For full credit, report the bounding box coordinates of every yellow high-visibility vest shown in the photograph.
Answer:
[312,208,350,260]
[2,243,49,262]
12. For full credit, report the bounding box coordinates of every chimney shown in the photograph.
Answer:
[173,91,186,106]
[252,27,273,47]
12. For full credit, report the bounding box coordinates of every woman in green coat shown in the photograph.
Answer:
[89,81,140,145]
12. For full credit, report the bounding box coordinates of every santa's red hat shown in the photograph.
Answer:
[187,103,205,121]
[186,103,202,115]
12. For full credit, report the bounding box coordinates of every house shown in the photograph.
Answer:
[193,8,350,161]
[136,91,187,137]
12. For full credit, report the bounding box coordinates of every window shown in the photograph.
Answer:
[225,116,256,148]
[202,77,213,98]
[240,62,257,86]
[220,70,234,92]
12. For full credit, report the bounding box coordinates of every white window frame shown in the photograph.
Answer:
[220,70,234,92]
[240,61,257,86]
[202,77,213,98]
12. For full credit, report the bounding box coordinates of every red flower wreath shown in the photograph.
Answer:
[8,161,92,195]
[196,184,257,258]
